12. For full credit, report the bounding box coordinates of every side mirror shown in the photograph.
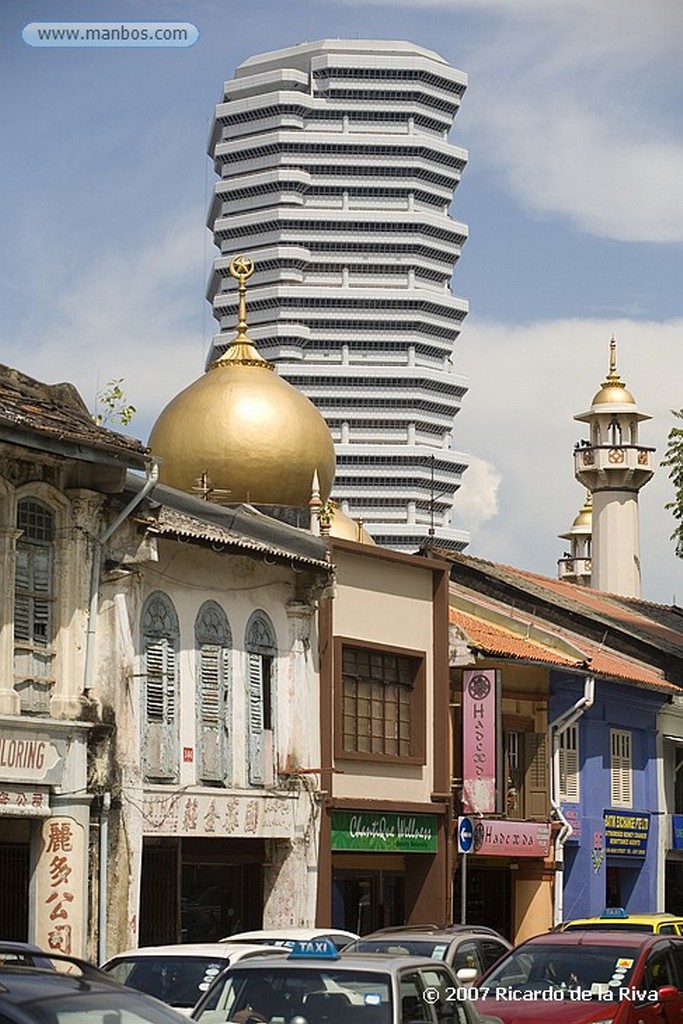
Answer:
[455,967,479,984]
[657,985,679,1003]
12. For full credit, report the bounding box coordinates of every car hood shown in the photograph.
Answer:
[475,998,617,1024]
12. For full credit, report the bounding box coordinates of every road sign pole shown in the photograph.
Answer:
[460,851,467,924]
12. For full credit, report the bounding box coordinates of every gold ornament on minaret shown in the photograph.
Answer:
[148,255,336,506]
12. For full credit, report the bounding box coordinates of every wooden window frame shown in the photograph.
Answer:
[334,637,426,765]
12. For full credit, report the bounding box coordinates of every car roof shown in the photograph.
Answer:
[354,929,510,943]
[563,912,683,925]
[104,942,277,959]
[220,928,359,942]
[0,964,131,1001]
[521,929,679,948]
[208,951,457,972]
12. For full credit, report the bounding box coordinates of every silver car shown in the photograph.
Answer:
[191,939,503,1024]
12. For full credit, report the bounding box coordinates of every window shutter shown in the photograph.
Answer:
[14,548,31,643]
[611,730,632,807]
[199,643,223,782]
[247,652,264,786]
[144,637,178,780]
[523,732,549,819]
[559,724,579,802]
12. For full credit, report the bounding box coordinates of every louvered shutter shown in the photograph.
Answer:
[559,724,579,802]
[14,548,31,643]
[247,652,264,786]
[523,732,549,819]
[32,546,51,644]
[199,644,223,782]
[611,730,632,807]
[144,637,178,780]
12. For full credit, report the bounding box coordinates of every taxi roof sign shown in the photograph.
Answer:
[287,937,340,960]
[600,907,628,918]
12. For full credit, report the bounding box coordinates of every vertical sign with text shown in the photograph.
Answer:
[462,669,499,814]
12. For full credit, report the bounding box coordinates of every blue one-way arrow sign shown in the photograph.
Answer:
[457,815,474,853]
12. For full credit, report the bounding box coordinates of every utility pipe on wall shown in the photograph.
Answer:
[549,674,595,927]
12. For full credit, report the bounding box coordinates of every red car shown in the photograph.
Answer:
[472,930,683,1024]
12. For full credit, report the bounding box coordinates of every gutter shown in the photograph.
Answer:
[83,461,159,694]
[549,674,595,926]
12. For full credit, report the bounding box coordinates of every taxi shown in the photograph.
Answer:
[192,937,503,1023]
[557,909,683,935]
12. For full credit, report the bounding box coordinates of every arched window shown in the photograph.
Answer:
[14,499,55,714]
[245,612,276,787]
[195,601,232,785]
[141,592,179,782]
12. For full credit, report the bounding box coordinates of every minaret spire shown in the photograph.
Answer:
[571,337,654,597]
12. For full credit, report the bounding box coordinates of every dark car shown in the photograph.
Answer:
[472,928,683,1024]
[0,941,55,969]
[344,925,512,981]
[0,952,193,1024]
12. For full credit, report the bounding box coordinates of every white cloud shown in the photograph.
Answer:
[453,455,501,533]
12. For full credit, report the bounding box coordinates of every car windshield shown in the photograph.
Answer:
[348,939,449,961]
[104,956,228,1008]
[20,989,188,1024]
[194,966,392,1024]
[483,943,638,999]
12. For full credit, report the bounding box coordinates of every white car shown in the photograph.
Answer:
[101,942,288,1013]
[219,928,360,952]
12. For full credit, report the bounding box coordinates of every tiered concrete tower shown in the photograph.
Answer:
[205,40,470,551]
[572,338,654,597]
[557,491,592,586]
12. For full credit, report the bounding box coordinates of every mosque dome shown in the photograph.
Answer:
[571,493,592,531]
[148,257,335,505]
[328,508,376,545]
[590,336,636,407]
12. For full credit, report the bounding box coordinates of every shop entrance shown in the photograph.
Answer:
[0,822,31,940]
[140,838,264,945]
[454,863,511,940]
[332,868,405,935]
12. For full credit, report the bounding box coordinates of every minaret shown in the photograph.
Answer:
[573,337,654,597]
[558,491,592,586]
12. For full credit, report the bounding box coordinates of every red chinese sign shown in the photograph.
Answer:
[462,669,499,815]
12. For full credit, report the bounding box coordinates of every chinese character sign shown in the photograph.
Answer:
[462,669,499,814]
[34,817,85,958]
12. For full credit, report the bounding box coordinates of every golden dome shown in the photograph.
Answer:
[328,508,376,545]
[591,336,636,406]
[571,493,592,530]
[148,256,335,505]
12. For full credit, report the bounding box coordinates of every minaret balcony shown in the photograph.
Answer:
[574,444,655,491]
[557,556,592,584]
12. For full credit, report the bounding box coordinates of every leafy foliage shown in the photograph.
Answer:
[94,379,136,427]
[662,408,683,558]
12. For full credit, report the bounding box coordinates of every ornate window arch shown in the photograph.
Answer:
[245,611,277,787]
[141,591,180,782]
[195,601,232,785]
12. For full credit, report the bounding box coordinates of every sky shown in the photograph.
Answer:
[1,0,682,604]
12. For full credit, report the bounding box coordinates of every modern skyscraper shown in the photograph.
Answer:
[206,39,470,550]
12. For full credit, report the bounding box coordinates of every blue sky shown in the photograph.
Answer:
[2,0,682,602]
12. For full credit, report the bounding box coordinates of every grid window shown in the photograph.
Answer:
[341,645,418,757]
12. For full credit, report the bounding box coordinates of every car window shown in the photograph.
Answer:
[104,956,227,1007]
[483,943,639,996]
[668,943,683,987]
[451,942,483,976]
[399,970,431,1023]
[478,940,510,971]
[658,925,677,934]
[644,944,677,990]
[419,967,469,1024]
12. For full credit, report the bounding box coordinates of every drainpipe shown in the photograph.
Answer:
[83,461,159,693]
[98,792,111,964]
[550,675,595,927]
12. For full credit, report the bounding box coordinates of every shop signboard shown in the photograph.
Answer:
[604,811,649,857]
[462,669,499,815]
[471,818,551,857]
[673,815,683,850]
[330,810,438,852]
